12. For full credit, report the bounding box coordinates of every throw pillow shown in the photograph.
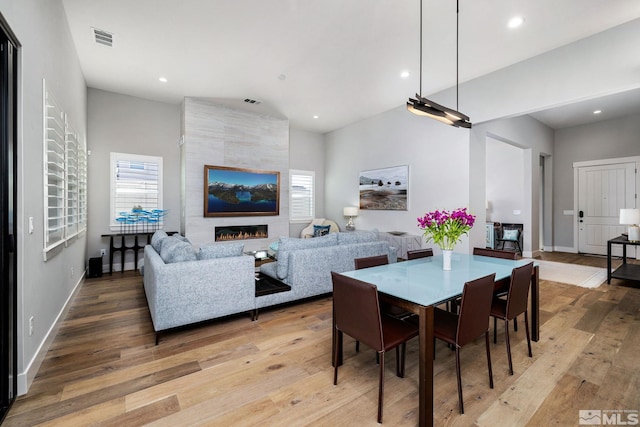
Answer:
[197,241,244,260]
[502,229,519,241]
[313,224,331,237]
[151,230,168,252]
[159,237,197,263]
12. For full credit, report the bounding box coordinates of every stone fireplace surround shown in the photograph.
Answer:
[181,98,289,252]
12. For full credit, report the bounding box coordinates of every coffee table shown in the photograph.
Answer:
[252,272,291,320]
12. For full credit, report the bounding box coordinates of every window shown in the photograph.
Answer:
[110,153,163,229]
[43,80,87,259]
[290,170,314,222]
[44,87,65,251]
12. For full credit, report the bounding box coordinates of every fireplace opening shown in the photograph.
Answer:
[215,225,268,241]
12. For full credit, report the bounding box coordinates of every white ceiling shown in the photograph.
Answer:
[61,0,640,133]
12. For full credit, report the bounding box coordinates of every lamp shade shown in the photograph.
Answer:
[343,207,358,217]
[619,208,640,225]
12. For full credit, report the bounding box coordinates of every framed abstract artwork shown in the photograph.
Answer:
[204,165,280,217]
[359,165,408,210]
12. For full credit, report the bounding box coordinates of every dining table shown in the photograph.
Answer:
[336,253,539,427]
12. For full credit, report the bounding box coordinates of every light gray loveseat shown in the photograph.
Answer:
[258,230,397,310]
[143,232,255,343]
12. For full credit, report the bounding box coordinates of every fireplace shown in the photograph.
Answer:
[215,225,268,241]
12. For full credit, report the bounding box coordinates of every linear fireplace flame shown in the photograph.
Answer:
[215,225,268,241]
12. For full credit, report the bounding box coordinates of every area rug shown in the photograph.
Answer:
[528,259,607,288]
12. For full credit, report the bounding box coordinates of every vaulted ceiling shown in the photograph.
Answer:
[62,0,640,133]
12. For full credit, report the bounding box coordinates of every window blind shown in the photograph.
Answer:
[290,170,314,221]
[111,153,163,227]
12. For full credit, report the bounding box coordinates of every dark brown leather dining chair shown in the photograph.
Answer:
[433,273,496,414]
[472,247,518,260]
[331,272,419,423]
[354,254,389,269]
[472,247,520,330]
[406,248,434,259]
[490,262,534,375]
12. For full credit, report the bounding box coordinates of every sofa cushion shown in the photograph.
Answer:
[197,241,244,260]
[313,224,331,237]
[337,229,379,245]
[173,234,190,244]
[159,236,197,263]
[151,230,168,252]
[276,233,338,279]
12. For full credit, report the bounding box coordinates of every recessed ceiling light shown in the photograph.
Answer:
[593,110,602,114]
[313,115,319,119]
[508,16,525,29]
[400,70,411,79]
[158,77,168,83]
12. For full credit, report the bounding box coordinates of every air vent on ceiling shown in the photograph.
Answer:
[92,27,113,47]
[243,98,262,105]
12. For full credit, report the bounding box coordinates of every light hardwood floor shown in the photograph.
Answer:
[4,252,640,426]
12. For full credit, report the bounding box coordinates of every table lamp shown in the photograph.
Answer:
[619,208,640,242]
[343,207,358,231]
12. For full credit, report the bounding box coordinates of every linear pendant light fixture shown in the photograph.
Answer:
[407,0,472,128]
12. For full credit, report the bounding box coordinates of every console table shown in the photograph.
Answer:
[379,232,423,260]
[101,231,176,274]
[607,235,640,284]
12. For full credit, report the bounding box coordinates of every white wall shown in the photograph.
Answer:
[325,105,470,253]
[471,116,554,257]
[87,89,182,269]
[553,113,640,249]
[289,128,325,237]
[0,0,88,394]
[486,137,525,224]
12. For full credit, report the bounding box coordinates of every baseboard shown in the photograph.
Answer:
[17,272,85,395]
[554,246,577,253]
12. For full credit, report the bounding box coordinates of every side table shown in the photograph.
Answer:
[379,232,422,260]
[607,235,640,284]
[101,231,177,274]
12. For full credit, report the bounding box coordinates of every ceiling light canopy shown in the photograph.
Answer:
[407,0,472,128]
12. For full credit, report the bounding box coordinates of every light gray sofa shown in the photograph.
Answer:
[143,230,396,343]
[143,234,255,342]
[258,230,397,310]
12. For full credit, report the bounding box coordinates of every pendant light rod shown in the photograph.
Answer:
[419,0,423,97]
[456,0,459,110]
[406,0,472,128]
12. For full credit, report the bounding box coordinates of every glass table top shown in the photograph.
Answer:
[341,253,534,307]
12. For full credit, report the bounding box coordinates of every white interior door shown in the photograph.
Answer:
[577,162,636,255]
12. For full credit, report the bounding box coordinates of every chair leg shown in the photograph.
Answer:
[355,340,360,352]
[396,343,407,378]
[455,347,464,414]
[513,315,518,331]
[524,310,532,357]
[493,317,497,344]
[485,331,494,389]
[504,319,514,375]
[378,352,385,423]
[333,330,342,385]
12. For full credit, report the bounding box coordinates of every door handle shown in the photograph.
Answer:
[579,210,584,223]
